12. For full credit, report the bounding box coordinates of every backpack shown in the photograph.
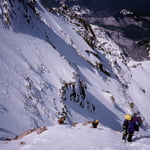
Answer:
[133,116,142,131]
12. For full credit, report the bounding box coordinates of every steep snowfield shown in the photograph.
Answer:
[0,28,75,136]
[0,0,150,149]
[128,61,150,124]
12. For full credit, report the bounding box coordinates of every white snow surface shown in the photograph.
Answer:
[0,1,150,149]
[0,124,150,150]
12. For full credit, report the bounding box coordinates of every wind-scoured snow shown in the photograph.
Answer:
[0,0,150,149]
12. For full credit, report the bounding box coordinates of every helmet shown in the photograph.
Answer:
[95,120,99,123]
[124,114,132,120]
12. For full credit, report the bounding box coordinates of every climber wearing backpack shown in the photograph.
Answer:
[92,120,99,128]
[132,112,142,132]
[122,114,135,142]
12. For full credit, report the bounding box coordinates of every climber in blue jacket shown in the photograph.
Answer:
[122,114,135,142]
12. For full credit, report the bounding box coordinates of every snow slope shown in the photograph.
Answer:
[0,0,150,149]
[0,124,150,150]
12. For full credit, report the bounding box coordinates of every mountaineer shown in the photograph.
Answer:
[122,114,135,142]
[92,120,99,128]
[132,112,142,132]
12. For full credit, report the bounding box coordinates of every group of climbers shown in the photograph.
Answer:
[58,112,142,143]
[122,113,142,142]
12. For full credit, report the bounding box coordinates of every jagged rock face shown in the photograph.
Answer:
[0,0,34,26]
[96,10,150,61]
[50,4,97,49]
[40,0,150,61]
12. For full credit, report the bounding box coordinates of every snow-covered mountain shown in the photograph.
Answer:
[41,0,150,15]
[0,0,150,149]
[41,0,150,61]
